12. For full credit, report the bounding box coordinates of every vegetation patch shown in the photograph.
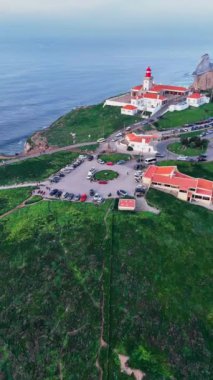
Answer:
[109,189,213,379]
[40,103,141,147]
[168,136,208,156]
[99,153,131,163]
[0,193,212,378]
[154,103,213,130]
[0,151,78,186]
[78,143,99,152]
[95,170,119,181]
[0,187,33,216]
[25,195,43,205]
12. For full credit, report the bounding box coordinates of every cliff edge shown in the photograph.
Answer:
[192,54,213,91]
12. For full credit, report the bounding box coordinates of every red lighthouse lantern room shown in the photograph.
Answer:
[145,67,152,78]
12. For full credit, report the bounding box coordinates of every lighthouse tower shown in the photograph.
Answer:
[143,67,153,91]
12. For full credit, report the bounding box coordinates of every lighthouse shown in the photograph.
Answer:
[143,66,153,91]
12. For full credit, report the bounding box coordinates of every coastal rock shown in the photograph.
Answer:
[192,54,213,90]
[24,132,49,154]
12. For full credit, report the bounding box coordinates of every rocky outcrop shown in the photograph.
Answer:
[192,54,213,91]
[24,132,49,155]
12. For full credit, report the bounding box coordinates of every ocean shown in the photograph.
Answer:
[0,37,210,154]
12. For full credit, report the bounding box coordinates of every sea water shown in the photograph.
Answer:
[0,37,210,154]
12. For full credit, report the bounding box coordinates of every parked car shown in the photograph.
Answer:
[93,193,102,202]
[67,193,74,200]
[99,180,108,184]
[97,159,105,164]
[197,156,207,162]
[155,152,165,158]
[89,189,95,196]
[74,194,81,201]
[117,189,128,197]
[125,126,131,131]
[117,160,126,165]
[80,194,87,202]
[177,155,188,161]
[106,162,114,166]
[134,164,144,170]
[50,189,58,196]
[87,155,94,161]
[55,190,62,198]
[97,137,106,143]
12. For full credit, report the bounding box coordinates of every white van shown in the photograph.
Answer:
[144,157,157,165]
[97,137,106,143]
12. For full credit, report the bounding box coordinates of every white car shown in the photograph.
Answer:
[97,137,106,143]
[177,155,188,161]
[93,193,102,202]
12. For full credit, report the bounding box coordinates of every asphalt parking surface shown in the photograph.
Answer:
[42,159,139,201]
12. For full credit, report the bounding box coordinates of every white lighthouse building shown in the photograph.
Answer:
[143,66,154,91]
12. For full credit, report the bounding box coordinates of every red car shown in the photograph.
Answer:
[80,193,87,202]
[106,161,114,166]
[98,180,108,184]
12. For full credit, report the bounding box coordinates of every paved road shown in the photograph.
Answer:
[0,141,97,167]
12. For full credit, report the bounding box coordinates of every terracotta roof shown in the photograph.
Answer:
[150,84,187,93]
[143,165,176,178]
[143,93,167,101]
[118,199,136,210]
[144,165,213,199]
[197,178,213,191]
[187,93,202,99]
[132,85,143,91]
[152,174,197,189]
[196,188,212,196]
[122,105,137,110]
[126,133,158,144]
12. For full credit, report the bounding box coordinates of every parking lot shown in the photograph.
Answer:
[37,156,141,203]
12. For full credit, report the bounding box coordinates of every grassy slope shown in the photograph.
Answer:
[0,188,33,216]
[41,104,141,147]
[0,191,212,379]
[167,142,207,157]
[158,160,213,181]
[155,103,213,130]
[0,201,113,380]
[0,151,78,186]
[109,190,213,379]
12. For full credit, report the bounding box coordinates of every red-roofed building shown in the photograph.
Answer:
[105,66,209,117]
[125,132,159,153]
[118,199,136,211]
[143,165,213,207]
[187,92,210,107]
[121,104,138,116]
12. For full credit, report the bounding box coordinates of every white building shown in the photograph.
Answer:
[187,93,210,107]
[125,132,159,153]
[121,104,138,116]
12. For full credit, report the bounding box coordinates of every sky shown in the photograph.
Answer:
[0,0,212,43]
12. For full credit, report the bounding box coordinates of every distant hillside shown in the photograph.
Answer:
[192,54,213,91]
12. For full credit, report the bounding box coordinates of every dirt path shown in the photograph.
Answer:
[118,354,145,380]
[0,196,41,220]
[96,204,112,379]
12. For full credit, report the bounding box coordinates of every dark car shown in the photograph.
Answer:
[135,187,146,197]
[67,193,74,200]
[117,189,128,197]
[89,189,95,196]
[134,164,144,170]
[59,173,65,177]
[55,190,62,198]
[50,189,58,196]
[197,156,207,162]
[87,155,94,161]
[136,158,144,163]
